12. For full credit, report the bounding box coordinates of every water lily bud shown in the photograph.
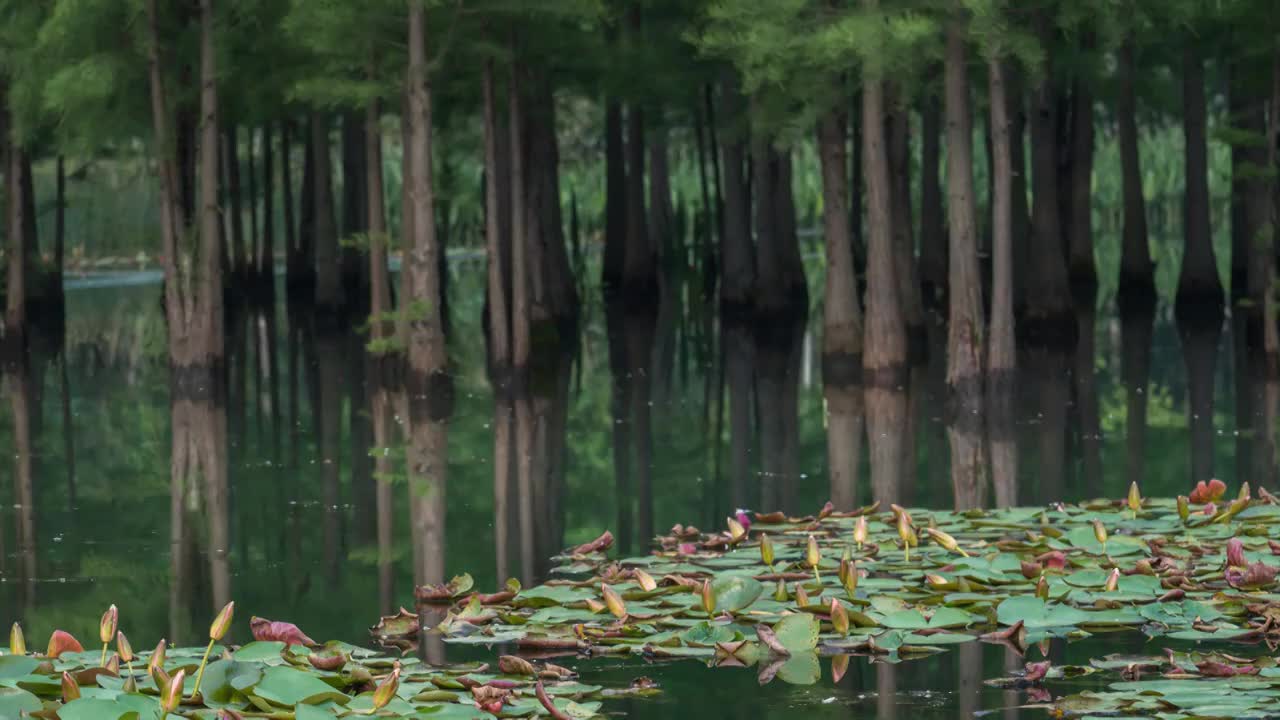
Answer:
[600,584,627,619]
[1035,575,1049,599]
[805,535,821,569]
[774,579,788,602]
[795,583,810,608]
[152,665,171,693]
[830,599,850,637]
[1127,482,1141,513]
[1227,537,1247,568]
[760,534,775,567]
[147,639,167,677]
[209,602,234,642]
[633,569,657,593]
[372,663,400,711]
[700,580,716,615]
[1092,520,1107,545]
[116,632,133,663]
[925,574,951,590]
[100,604,119,645]
[726,516,746,543]
[853,517,869,547]
[842,562,859,596]
[831,654,850,684]
[1240,482,1252,502]
[890,504,911,527]
[925,528,967,557]
[1177,496,1190,522]
[160,669,184,713]
[61,671,81,703]
[1104,567,1120,592]
[9,623,24,656]
[105,653,120,675]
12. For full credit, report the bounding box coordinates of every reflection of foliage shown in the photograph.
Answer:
[6,262,1263,662]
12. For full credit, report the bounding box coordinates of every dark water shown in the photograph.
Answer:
[1,261,1273,717]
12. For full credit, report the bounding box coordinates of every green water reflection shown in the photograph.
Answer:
[0,263,1272,718]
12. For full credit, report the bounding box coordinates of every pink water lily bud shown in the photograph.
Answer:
[147,639,167,677]
[209,602,234,642]
[99,605,119,645]
[830,599,849,637]
[1227,538,1247,568]
[116,632,134,663]
[61,672,81,703]
[734,509,752,532]
[160,669,185,713]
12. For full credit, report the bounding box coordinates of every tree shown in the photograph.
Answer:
[404,1,450,588]
[943,7,985,508]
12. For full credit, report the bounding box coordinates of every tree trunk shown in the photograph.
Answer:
[405,2,450,588]
[1176,46,1224,313]
[509,55,530,371]
[987,57,1017,503]
[247,127,259,281]
[341,111,368,301]
[295,119,317,297]
[719,71,754,312]
[1007,66,1031,314]
[694,96,717,297]
[919,96,946,309]
[54,155,65,298]
[1027,37,1074,342]
[819,107,864,508]
[649,120,674,267]
[888,103,925,358]
[1116,37,1154,299]
[602,97,626,291]
[528,76,578,330]
[862,58,909,504]
[4,113,27,342]
[622,105,654,297]
[368,97,392,345]
[944,19,985,509]
[225,122,246,283]
[483,60,510,374]
[261,125,275,285]
[281,122,299,292]
[1067,72,1096,291]
[312,113,343,311]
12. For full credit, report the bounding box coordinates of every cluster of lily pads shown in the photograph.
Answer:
[389,480,1280,718]
[1,600,655,718]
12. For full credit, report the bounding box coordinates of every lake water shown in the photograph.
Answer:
[1,260,1270,717]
